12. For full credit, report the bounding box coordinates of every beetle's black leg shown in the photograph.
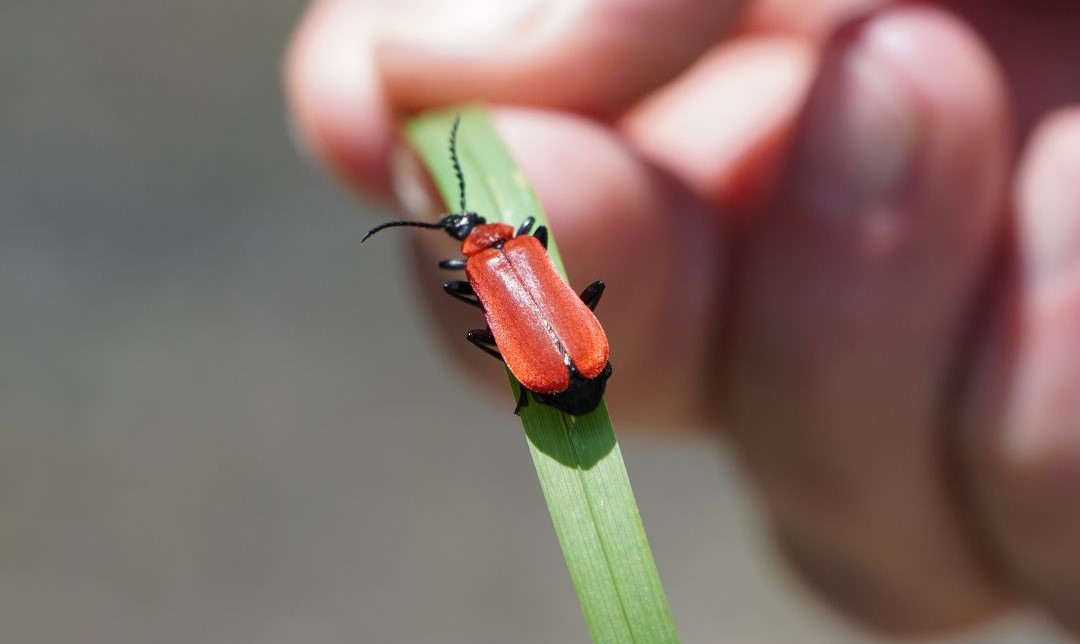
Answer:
[514,386,530,415]
[439,258,467,271]
[466,328,503,361]
[533,225,548,250]
[579,280,605,311]
[444,281,482,308]
[515,216,535,237]
[466,329,531,414]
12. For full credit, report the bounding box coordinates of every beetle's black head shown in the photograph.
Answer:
[438,212,485,240]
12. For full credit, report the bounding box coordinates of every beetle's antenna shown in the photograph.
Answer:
[361,219,445,242]
[449,113,466,213]
[363,117,472,244]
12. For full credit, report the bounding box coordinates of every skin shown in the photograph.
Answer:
[284,0,1080,637]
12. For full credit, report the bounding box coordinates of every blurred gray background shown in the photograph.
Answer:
[0,1,1068,642]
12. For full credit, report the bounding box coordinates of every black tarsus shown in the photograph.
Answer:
[579,280,605,311]
[466,328,503,361]
[444,280,482,308]
[465,329,531,415]
[514,386,530,415]
[533,226,548,249]
[515,217,535,237]
[439,259,467,271]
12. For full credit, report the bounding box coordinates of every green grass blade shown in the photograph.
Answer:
[405,107,680,644]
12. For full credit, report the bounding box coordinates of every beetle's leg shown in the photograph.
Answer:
[444,281,482,308]
[513,386,530,415]
[579,280,605,311]
[515,216,535,237]
[533,225,548,250]
[466,329,532,414]
[466,328,503,361]
[439,258,467,271]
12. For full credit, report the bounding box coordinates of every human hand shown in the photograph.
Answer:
[284,0,1080,637]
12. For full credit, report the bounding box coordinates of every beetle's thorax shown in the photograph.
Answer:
[460,223,515,256]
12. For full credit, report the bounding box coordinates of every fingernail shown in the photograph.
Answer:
[376,0,575,56]
[1018,110,1080,289]
[1005,111,1080,465]
[793,24,919,218]
[391,142,441,221]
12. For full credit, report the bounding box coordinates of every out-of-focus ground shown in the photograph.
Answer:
[0,1,1069,642]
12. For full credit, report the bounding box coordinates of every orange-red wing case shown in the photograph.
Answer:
[465,236,609,394]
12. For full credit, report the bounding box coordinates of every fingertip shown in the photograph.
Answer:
[859,5,1011,178]
[788,4,1011,228]
[621,35,816,211]
[284,0,395,198]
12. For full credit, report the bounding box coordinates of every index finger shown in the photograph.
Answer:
[284,0,748,197]
[376,0,746,115]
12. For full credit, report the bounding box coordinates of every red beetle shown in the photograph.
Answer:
[363,117,611,416]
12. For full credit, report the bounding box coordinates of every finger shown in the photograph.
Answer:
[395,108,722,428]
[621,35,816,212]
[961,108,1080,636]
[284,0,396,198]
[725,6,1013,634]
[376,0,746,115]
